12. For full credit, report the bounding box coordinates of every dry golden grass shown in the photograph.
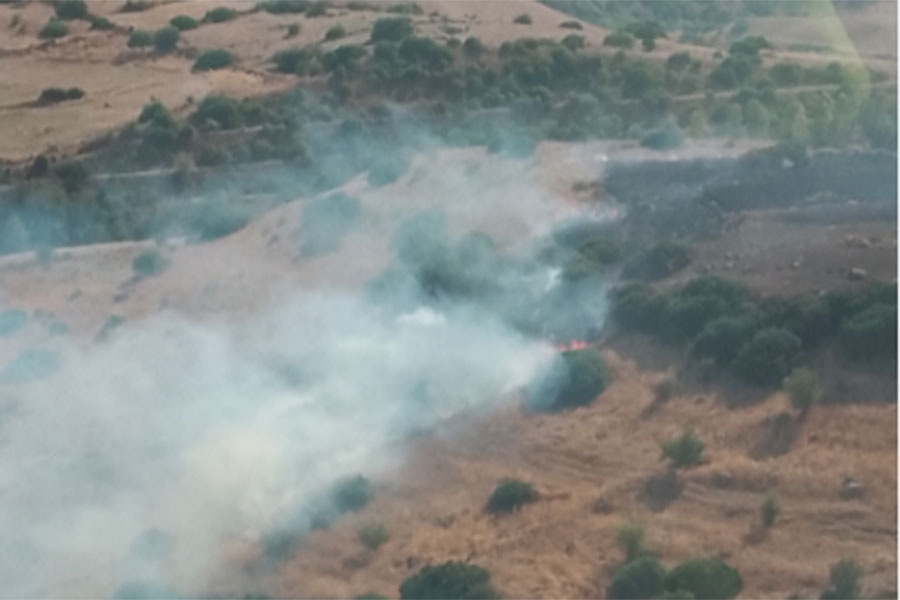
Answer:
[265,349,896,599]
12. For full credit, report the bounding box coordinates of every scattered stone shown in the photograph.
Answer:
[840,476,864,500]
[711,471,734,489]
[848,267,867,281]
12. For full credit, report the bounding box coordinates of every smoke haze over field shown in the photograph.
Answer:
[0,133,622,597]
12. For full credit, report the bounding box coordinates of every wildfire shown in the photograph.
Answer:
[553,340,588,352]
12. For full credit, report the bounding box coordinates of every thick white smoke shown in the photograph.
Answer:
[0,292,552,598]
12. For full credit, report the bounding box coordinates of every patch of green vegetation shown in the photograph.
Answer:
[131,249,167,277]
[203,7,237,22]
[54,0,88,20]
[514,13,532,25]
[324,23,346,41]
[193,48,234,71]
[820,559,863,600]
[121,0,152,12]
[39,20,69,39]
[400,562,499,600]
[485,478,537,514]
[169,15,197,31]
[664,557,743,600]
[357,523,389,549]
[608,556,666,599]
[257,0,309,14]
[562,236,621,280]
[0,310,28,336]
[783,367,822,412]
[661,427,704,469]
[528,347,611,411]
[90,16,114,30]
[603,30,635,49]
[127,30,152,48]
[616,521,646,563]
[370,16,413,42]
[153,26,179,53]
[761,494,779,528]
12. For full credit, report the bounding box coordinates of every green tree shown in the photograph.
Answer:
[370,16,413,42]
[153,26,179,53]
[661,427,704,469]
[169,15,197,30]
[608,556,666,600]
[615,521,646,562]
[820,559,863,600]
[734,327,802,386]
[486,479,537,514]
[55,0,88,20]
[127,30,153,48]
[783,367,822,412]
[357,523,389,550]
[193,48,234,70]
[761,494,780,528]
[400,562,499,600]
[604,31,635,49]
[743,98,770,136]
[39,20,69,39]
[664,557,742,600]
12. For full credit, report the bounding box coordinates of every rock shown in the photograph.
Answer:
[848,267,867,281]
[711,471,733,489]
[840,476,864,500]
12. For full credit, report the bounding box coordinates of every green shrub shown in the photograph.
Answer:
[53,161,89,194]
[661,427,704,469]
[132,249,167,277]
[257,0,309,13]
[138,100,176,129]
[55,0,88,20]
[666,51,691,72]
[39,20,69,39]
[272,46,317,73]
[563,236,621,280]
[653,376,679,403]
[604,31,635,49]
[324,23,346,41]
[0,310,28,336]
[127,30,152,48]
[513,13,532,25]
[529,348,610,411]
[121,0,152,12]
[37,87,83,104]
[193,145,230,166]
[90,16,114,30]
[354,594,387,600]
[840,303,897,359]
[691,316,754,367]
[560,20,582,30]
[820,559,863,600]
[193,48,234,70]
[203,7,237,22]
[333,475,372,513]
[783,367,822,412]
[188,201,252,240]
[561,33,585,51]
[615,521,645,563]
[285,22,300,37]
[358,523,389,550]
[370,16,413,42]
[734,327,802,386]
[485,478,537,514]
[608,556,666,600]
[641,125,684,150]
[386,3,422,14]
[153,26,179,52]
[625,241,692,280]
[305,0,329,17]
[399,562,499,600]
[462,36,484,57]
[190,94,241,129]
[625,20,666,51]
[664,557,742,600]
[169,15,197,30]
[761,494,779,528]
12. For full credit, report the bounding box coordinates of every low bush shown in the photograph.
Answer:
[462,36,484,57]
[615,521,646,563]
[332,475,372,513]
[169,15,197,31]
[839,303,897,359]
[562,236,621,280]
[370,16,413,42]
[138,100,177,129]
[653,376,679,404]
[285,22,300,37]
[203,7,237,22]
[660,427,704,469]
[820,559,863,600]
[560,20,582,30]
[305,1,329,17]
[54,0,88,20]
[561,33,585,51]
[324,24,346,41]
[132,249,167,277]
[193,48,233,71]
[357,523,389,550]
[485,478,537,514]
[37,87,84,104]
[257,0,309,13]
[528,348,610,411]
[691,316,754,367]
[153,26,179,53]
[39,20,69,39]
[386,3,422,14]
[783,367,822,412]
[127,30,152,48]
[90,16,113,30]
[399,562,499,600]
[121,0,152,12]
[664,557,742,600]
[604,31,635,49]
[514,13,532,25]
[641,125,684,150]
[189,94,241,129]
[734,327,801,386]
[272,46,318,74]
[607,556,666,600]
